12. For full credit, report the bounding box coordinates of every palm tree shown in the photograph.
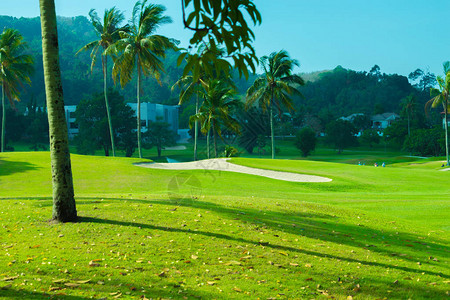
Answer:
[401,94,416,137]
[173,74,204,160]
[0,28,34,152]
[76,7,127,157]
[39,0,77,222]
[109,0,176,158]
[246,50,304,159]
[427,62,450,166]
[191,79,240,158]
[173,46,229,160]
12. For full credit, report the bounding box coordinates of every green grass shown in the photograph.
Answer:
[0,152,448,299]
[10,138,432,165]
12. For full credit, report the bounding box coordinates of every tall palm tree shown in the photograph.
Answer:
[172,74,204,160]
[109,0,176,158]
[246,50,304,159]
[76,7,127,157]
[427,62,450,166]
[0,28,34,152]
[191,79,240,158]
[173,46,229,160]
[39,0,77,222]
[401,94,416,137]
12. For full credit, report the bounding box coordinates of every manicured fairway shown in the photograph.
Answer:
[0,152,448,299]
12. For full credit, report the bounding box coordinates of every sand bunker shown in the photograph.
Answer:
[136,158,332,183]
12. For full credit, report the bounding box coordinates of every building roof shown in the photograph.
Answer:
[371,113,399,122]
[340,113,365,122]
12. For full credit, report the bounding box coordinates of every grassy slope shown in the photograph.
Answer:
[0,152,448,299]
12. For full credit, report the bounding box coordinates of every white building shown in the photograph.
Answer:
[65,102,179,139]
[64,105,78,139]
[371,113,399,130]
[127,102,179,133]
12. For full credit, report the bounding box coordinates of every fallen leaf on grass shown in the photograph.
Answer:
[76,279,91,284]
[224,261,242,266]
[52,279,66,284]
[191,255,198,260]
[158,271,167,277]
[2,276,19,281]
[305,264,312,268]
[289,263,299,267]
[0,284,12,290]
[233,287,242,292]
[240,256,252,261]
[64,282,80,288]
[89,261,100,267]
[48,286,62,291]
[207,281,216,286]
[278,251,288,256]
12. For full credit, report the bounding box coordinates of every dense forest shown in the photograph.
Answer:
[0,15,436,117]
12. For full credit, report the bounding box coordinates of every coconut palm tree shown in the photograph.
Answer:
[39,0,77,222]
[173,46,230,160]
[76,7,128,157]
[109,0,176,158]
[190,79,240,158]
[246,50,304,159]
[401,94,416,137]
[0,28,34,152]
[427,62,450,166]
[172,74,204,160]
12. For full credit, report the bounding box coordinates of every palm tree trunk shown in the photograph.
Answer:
[444,100,449,166]
[137,62,142,159]
[206,127,210,159]
[39,0,77,222]
[1,83,5,152]
[213,121,218,158]
[270,98,275,159]
[194,92,198,161]
[103,55,115,157]
[407,113,410,137]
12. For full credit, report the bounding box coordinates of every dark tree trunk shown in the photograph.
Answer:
[1,83,5,152]
[103,55,115,157]
[137,62,142,158]
[39,0,77,222]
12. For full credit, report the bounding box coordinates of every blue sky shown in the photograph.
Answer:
[1,0,449,77]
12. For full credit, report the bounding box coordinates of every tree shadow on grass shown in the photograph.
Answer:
[35,195,447,267]
[137,197,450,264]
[0,283,211,300]
[0,157,39,177]
[78,214,449,279]
[0,289,91,299]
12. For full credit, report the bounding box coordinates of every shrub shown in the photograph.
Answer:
[294,127,317,157]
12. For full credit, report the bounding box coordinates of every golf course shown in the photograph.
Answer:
[0,152,448,299]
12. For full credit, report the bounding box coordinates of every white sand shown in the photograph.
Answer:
[136,158,332,183]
